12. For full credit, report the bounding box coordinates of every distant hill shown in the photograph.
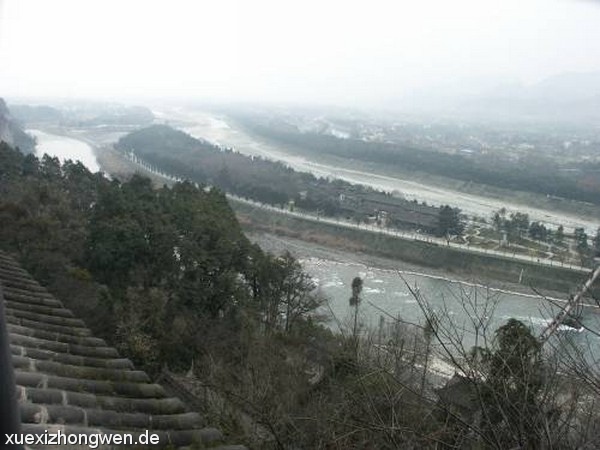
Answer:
[466,72,600,124]
[523,72,600,101]
[0,98,36,153]
[8,101,154,128]
[9,103,63,124]
[400,71,600,125]
[60,103,155,127]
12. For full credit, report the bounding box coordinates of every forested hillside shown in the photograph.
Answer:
[0,98,35,154]
[3,141,600,448]
[116,125,442,232]
[0,141,324,368]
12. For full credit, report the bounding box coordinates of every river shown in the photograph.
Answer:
[32,126,600,361]
[166,108,599,234]
[252,233,600,357]
[29,129,101,173]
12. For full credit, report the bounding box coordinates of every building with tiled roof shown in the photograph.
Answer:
[0,250,245,450]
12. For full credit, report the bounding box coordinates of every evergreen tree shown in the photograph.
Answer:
[437,205,465,238]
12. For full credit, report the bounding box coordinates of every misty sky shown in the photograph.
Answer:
[1,0,599,105]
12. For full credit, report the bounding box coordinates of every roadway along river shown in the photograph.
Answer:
[122,147,588,271]
[167,108,600,234]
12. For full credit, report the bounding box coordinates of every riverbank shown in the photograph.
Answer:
[175,108,600,233]
[236,201,595,297]
[247,231,574,304]
[33,126,595,299]
[247,229,600,374]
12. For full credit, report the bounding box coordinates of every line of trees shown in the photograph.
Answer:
[492,206,600,264]
[238,117,600,205]
[116,125,441,233]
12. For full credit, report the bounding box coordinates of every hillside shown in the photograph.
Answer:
[0,140,258,368]
[0,141,340,447]
[0,98,35,154]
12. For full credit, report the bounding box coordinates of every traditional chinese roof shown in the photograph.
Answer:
[0,250,245,450]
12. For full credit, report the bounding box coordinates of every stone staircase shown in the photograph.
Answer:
[0,250,246,450]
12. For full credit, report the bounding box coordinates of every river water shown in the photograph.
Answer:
[253,233,600,358]
[31,127,600,362]
[29,129,101,173]
[168,108,600,234]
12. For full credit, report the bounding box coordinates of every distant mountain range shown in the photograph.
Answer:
[401,72,600,125]
[8,101,154,127]
[0,98,35,153]
[9,103,63,124]
[516,72,600,101]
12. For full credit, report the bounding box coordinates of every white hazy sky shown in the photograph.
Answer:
[1,0,599,105]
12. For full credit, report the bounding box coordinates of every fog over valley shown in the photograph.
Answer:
[2,0,600,109]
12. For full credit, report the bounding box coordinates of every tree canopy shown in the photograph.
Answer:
[0,142,322,370]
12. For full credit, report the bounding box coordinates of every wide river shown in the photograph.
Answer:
[29,129,101,173]
[33,128,600,362]
[254,234,600,358]
[166,108,600,234]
